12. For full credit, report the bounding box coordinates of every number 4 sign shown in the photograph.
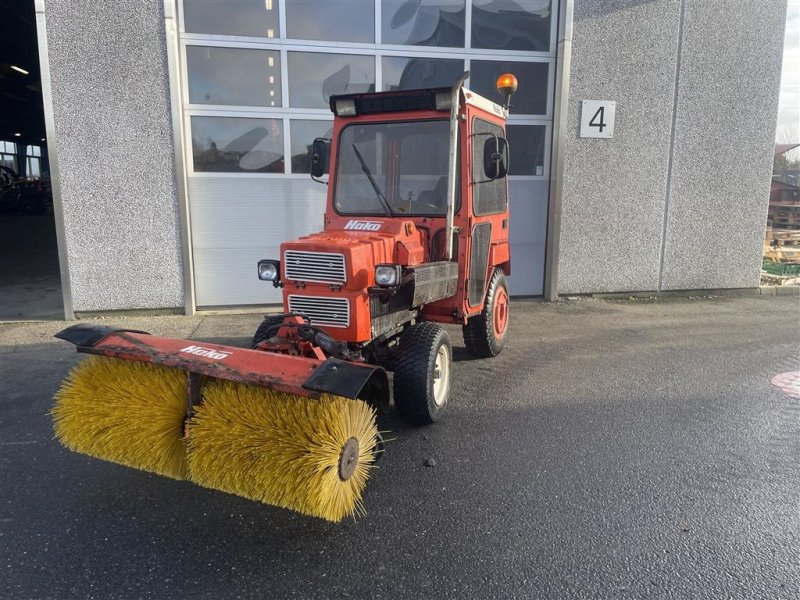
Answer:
[580,100,616,138]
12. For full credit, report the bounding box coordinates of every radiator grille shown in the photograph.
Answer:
[284,250,346,284]
[288,295,350,328]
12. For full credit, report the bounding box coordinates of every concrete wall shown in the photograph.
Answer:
[43,0,183,312]
[660,0,787,290]
[557,0,787,294]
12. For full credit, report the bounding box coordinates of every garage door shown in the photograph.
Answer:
[177,0,557,307]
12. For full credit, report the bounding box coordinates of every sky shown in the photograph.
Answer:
[777,0,800,143]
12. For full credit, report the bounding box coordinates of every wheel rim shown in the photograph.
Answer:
[493,287,509,337]
[432,343,450,406]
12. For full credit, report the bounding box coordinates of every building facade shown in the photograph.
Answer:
[35,0,787,317]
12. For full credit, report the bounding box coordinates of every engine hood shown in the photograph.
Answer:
[280,219,425,291]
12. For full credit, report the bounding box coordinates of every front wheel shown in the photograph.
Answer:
[392,322,452,425]
[463,269,509,358]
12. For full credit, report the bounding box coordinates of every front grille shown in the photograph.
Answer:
[284,250,346,284]
[288,295,350,328]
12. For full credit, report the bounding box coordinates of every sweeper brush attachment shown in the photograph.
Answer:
[51,324,389,522]
[187,381,378,522]
[52,356,189,480]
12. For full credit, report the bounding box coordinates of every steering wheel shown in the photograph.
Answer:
[418,201,444,214]
[391,201,443,215]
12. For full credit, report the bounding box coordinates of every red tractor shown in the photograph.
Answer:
[253,72,515,424]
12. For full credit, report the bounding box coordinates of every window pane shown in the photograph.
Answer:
[470,60,549,115]
[334,120,452,216]
[191,116,284,173]
[507,125,546,175]
[187,46,281,107]
[472,118,507,215]
[472,0,551,51]
[286,0,374,43]
[290,119,333,174]
[1,154,16,173]
[28,157,41,178]
[288,52,375,109]
[183,0,280,38]
[382,56,464,91]
[382,0,465,47]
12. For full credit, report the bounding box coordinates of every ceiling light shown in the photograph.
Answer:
[268,56,275,67]
[267,28,274,38]
[265,0,273,9]
[10,65,29,75]
[41,138,46,142]
[14,133,21,137]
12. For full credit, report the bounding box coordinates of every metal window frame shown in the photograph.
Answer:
[165,0,196,315]
[470,0,559,56]
[178,42,556,180]
[506,122,552,179]
[183,112,286,178]
[176,0,558,177]
[286,117,334,175]
[543,0,573,301]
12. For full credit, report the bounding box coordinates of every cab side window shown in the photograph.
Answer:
[471,118,507,216]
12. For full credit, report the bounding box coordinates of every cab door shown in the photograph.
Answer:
[464,112,510,314]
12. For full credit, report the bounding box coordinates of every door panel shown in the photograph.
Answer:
[468,222,492,306]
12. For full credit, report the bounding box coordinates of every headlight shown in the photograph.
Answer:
[257,260,280,281]
[375,264,401,287]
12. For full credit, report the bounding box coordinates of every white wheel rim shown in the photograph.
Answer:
[433,343,450,406]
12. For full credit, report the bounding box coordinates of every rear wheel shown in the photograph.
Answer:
[392,322,452,425]
[463,269,509,358]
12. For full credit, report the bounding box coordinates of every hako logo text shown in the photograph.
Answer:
[344,220,382,231]
[180,345,231,360]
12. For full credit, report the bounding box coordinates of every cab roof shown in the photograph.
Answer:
[329,85,505,118]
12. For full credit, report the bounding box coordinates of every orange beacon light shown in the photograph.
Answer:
[496,73,518,110]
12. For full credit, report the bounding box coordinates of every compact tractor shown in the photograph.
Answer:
[52,72,517,521]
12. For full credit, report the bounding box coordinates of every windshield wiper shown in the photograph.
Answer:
[351,143,394,217]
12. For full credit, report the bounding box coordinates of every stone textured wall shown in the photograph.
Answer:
[659,0,787,290]
[557,0,787,294]
[44,0,183,311]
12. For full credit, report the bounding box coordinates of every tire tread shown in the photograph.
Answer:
[462,270,508,358]
[393,322,449,425]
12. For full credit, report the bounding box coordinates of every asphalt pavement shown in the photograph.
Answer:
[1,295,799,599]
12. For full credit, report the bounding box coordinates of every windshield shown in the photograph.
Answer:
[334,119,454,216]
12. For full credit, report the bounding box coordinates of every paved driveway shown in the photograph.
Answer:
[1,296,798,599]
